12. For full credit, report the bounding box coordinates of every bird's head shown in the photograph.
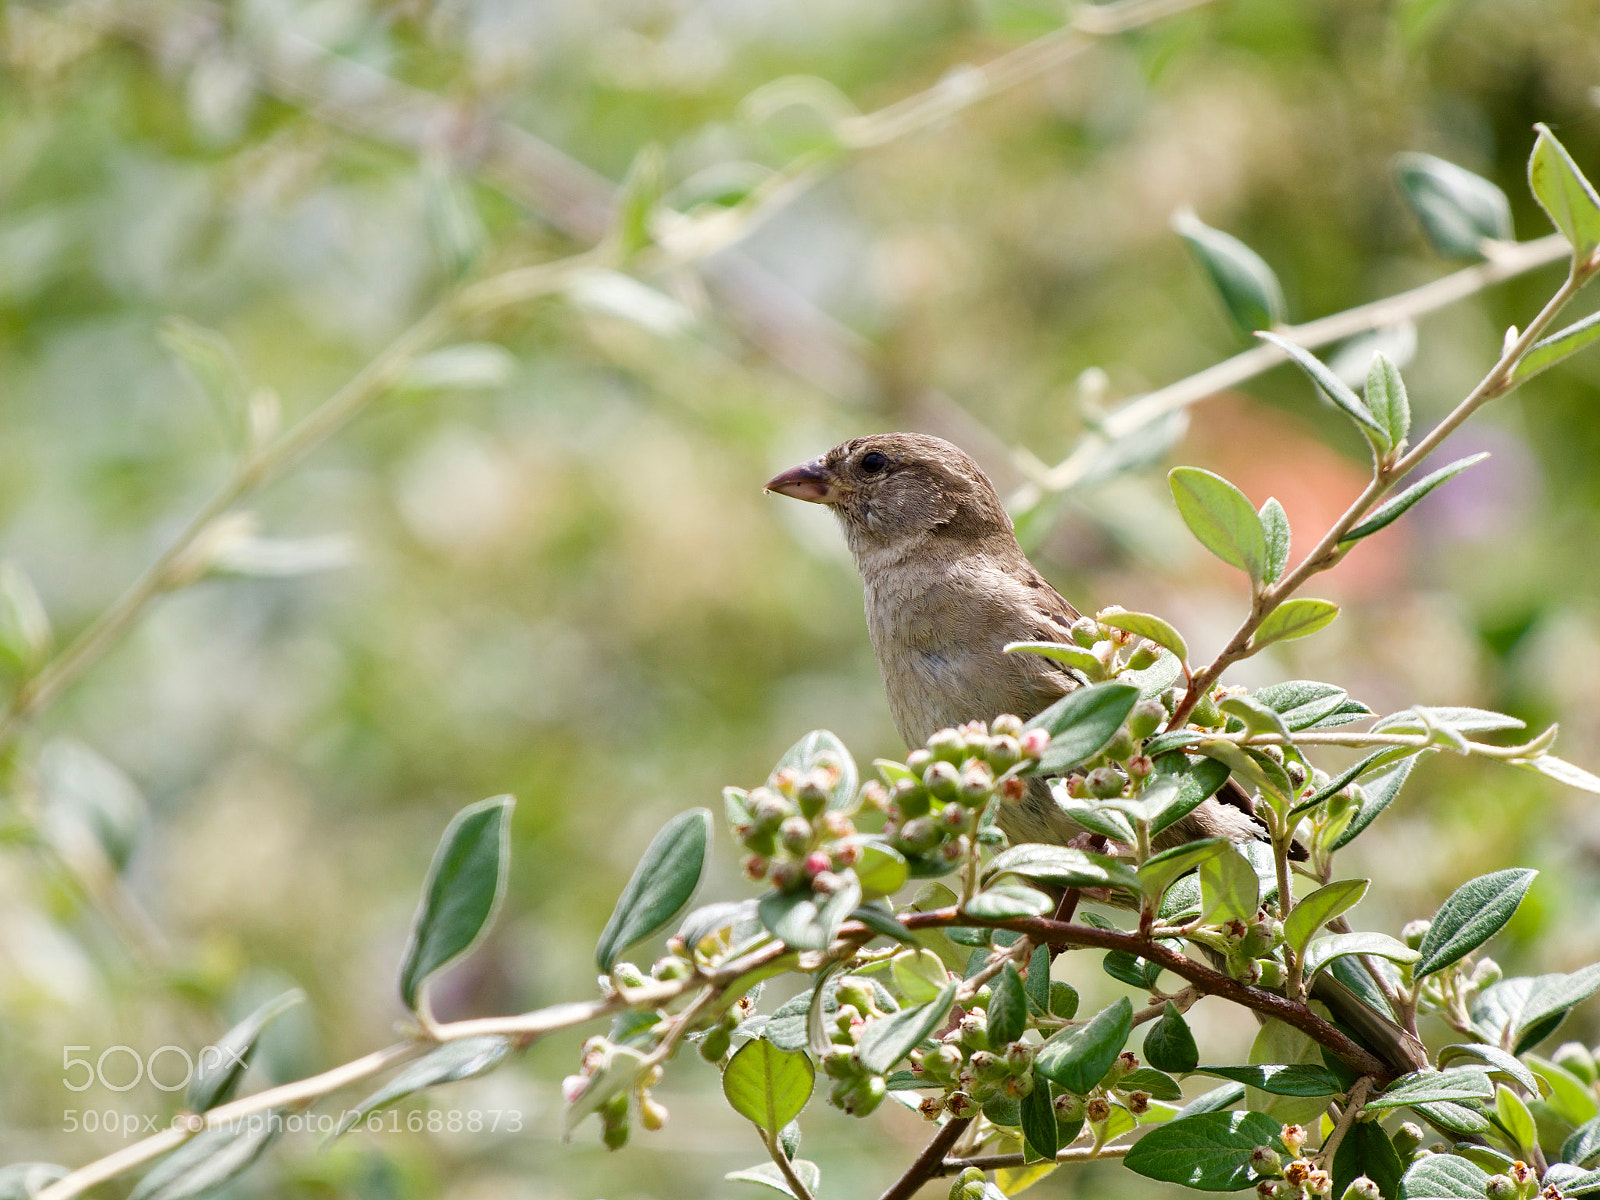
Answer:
[764,433,1012,552]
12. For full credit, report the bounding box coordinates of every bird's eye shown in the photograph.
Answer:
[859,450,889,474]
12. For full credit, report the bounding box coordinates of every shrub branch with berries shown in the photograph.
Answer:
[28,127,1600,1200]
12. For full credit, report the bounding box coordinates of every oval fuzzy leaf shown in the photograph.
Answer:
[1006,639,1105,676]
[1148,754,1231,837]
[1394,152,1514,258]
[773,730,858,812]
[1332,753,1422,849]
[1414,868,1537,979]
[985,844,1141,894]
[1020,1067,1060,1161]
[1342,453,1490,544]
[1123,1109,1284,1190]
[758,872,862,952]
[187,989,305,1114]
[1252,598,1339,649]
[1366,1068,1494,1112]
[987,962,1029,1048]
[401,795,515,1009]
[1258,498,1290,585]
[595,807,712,972]
[1258,331,1384,437]
[857,981,958,1075]
[853,841,908,899]
[1138,838,1229,901]
[1496,1084,1536,1153]
[892,948,950,1005]
[1473,964,1600,1052]
[1365,352,1412,450]
[128,1120,281,1200]
[1121,1067,1184,1101]
[1194,1064,1343,1097]
[1563,1116,1600,1168]
[850,903,918,946]
[1514,753,1600,795]
[1220,694,1291,740]
[1144,1002,1200,1074]
[1432,1045,1538,1098]
[1023,682,1141,774]
[1283,879,1370,959]
[1098,608,1189,664]
[1332,1118,1406,1200]
[1168,466,1268,581]
[725,1159,821,1199]
[333,1037,513,1137]
[1529,123,1600,260]
[1399,1153,1490,1199]
[1174,210,1287,336]
[963,884,1055,921]
[1302,933,1419,981]
[723,1039,815,1135]
[1514,309,1600,382]
[1526,1053,1600,1126]
[1035,996,1133,1095]
[1053,790,1137,843]
[1199,844,1259,926]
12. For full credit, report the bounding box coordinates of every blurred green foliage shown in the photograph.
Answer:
[2,0,1599,1196]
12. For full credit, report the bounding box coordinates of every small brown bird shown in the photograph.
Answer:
[766,431,1427,1074]
[764,431,1260,851]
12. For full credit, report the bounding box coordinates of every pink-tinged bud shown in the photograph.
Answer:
[803,851,833,877]
[780,816,814,854]
[1086,766,1124,799]
[1020,729,1051,759]
[1280,1125,1308,1156]
[999,776,1026,801]
[992,714,1024,737]
[906,749,934,773]
[924,760,961,801]
[770,860,804,892]
[742,854,770,881]
[771,767,800,794]
[1127,755,1153,782]
[1065,774,1088,798]
[1341,1178,1382,1200]
[959,761,994,803]
[860,780,889,811]
[561,1074,588,1104]
[940,836,969,862]
[812,870,845,895]
[832,842,862,867]
[822,811,854,838]
[1305,1169,1331,1196]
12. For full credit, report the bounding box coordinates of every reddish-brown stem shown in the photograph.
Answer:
[877,1115,974,1200]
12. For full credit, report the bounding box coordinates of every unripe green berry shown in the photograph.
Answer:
[1102,728,1136,763]
[1401,919,1431,950]
[1250,1145,1282,1175]
[1054,1092,1085,1122]
[986,735,1022,772]
[924,760,961,801]
[897,816,940,853]
[969,1050,1007,1082]
[928,728,965,763]
[779,815,813,854]
[1485,1175,1517,1200]
[699,1026,731,1062]
[1129,698,1166,740]
[652,955,693,981]
[1391,1122,1424,1157]
[959,761,994,804]
[1086,766,1124,799]
[1128,640,1160,670]
[1339,1177,1382,1200]
[895,780,932,818]
[1069,618,1101,648]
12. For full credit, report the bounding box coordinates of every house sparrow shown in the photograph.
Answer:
[763,431,1259,851]
[766,431,1427,1073]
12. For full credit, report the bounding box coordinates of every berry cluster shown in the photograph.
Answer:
[726,761,862,894]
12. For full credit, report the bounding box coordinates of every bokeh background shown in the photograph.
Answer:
[3,0,1600,1196]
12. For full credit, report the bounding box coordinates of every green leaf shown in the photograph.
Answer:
[615,143,664,258]
[1332,1121,1404,1200]
[857,981,958,1074]
[1025,943,1052,1014]
[722,1039,815,1135]
[1121,1067,1184,1102]
[595,807,711,972]
[1436,1044,1540,1094]
[333,1037,513,1138]
[1366,1068,1494,1111]
[1035,996,1132,1095]
[725,1160,821,1199]
[401,344,516,392]
[1283,879,1370,959]
[1365,352,1412,450]
[849,904,917,945]
[758,872,863,951]
[187,989,305,1114]
[853,841,908,899]
[1512,753,1600,796]
[1342,453,1490,543]
[1199,844,1259,925]
[1104,948,1164,990]
[0,561,51,676]
[1397,1153,1490,1199]
[1494,1084,1537,1153]
[1193,1064,1343,1097]
[773,731,859,812]
[1547,1164,1600,1197]
[1258,331,1385,437]
[1258,498,1290,585]
[1414,869,1537,978]
[963,884,1055,921]
[1123,1110,1284,1190]
[1252,598,1340,648]
[159,316,249,443]
[1174,209,1287,335]
[1302,932,1418,981]
[1097,608,1189,664]
[1168,466,1268,581]
[1020,1068,1060,1161]
[1023,682,1141,774]
[0,1165,67,1200]
[1138,838,1228,901]
[1332,753,1422,849]
[1254,681,1359,730]
[1563,1116,1600,1167]
[1006,639,1105,676]
[985,844,1142,894]
[1526,1053,1600,1126]
[987,962,1029,1047]
[1052,790,1137,843]
[1514,309,1600,382]
[128,1120,281,1200]
[892,948,951,1005]
[1473,964,1600,1053]
[1148,755,1231,838]
[1219,694,1291,740]
[401,795,515,1010]
[1175,1083,1248,1118]
[1144,1004,1200,1074]
[1529,123,1600,261]
[1121,647,1185,699]
[1394,152,1514,258]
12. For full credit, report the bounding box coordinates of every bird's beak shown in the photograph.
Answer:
[764,458,840,504]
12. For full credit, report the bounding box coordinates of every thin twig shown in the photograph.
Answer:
[877,1115,974,1200]
[942,1142,1134,1174]
[1318,1077,1373,1166]
[758,1127,818,1200]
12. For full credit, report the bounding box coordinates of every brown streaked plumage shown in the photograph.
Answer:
[765,431,1428,1074]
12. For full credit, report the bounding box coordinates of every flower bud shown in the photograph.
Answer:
[612,961,647,988]
[1004,1042,1033,1073]
[742,853,771,882]
[770,860,804,892]
[940,836,969,862]
[894,780,932,819]
[1085,1095,1112,1123]
[987,735,1022,772]
[924,760,961,801]
[1126,754,1153,783]
[1280,1125,1307,1156]
[1020,728,1051,759]
[940,803,975,833]
[796,780,828,819]
[779,816,814,854]
[750,788,793,829]
[1389,1123,1424,1157]
[1128,640,1161,671]
[992,714,1024,738]
[1401,920,1431,950]
[928,728,965,763]
[970,1050,1008,1082]
[1305,1169,1332,1196]
[699,1025,731,1061]
[1340,1178,1382,1200]
[831,842,862,868]
[771,767,800,795]
[1102,728,1136,763]
[561,1074,588,1104]
[959,761,994,804]
[843,1073,887,1117]
[1485,1176,1518,1200]
[1256,744,1285,765]
[860,780,890,811]
[652,955,692,981]
[639,1096,669,1131]
[1086,766,1124,799]
[821,1046,857,1078]
[1471,957,1503,988]
[959,1011,989,1052]
[1285,759,1308,787]
[1510,1162,1536,1189]
[1255,959,1285,988]
[1555,1041,1599,1083]
[1250,1146,1282,1175]
[1070,618,1101,648]
[897,816,940,853]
